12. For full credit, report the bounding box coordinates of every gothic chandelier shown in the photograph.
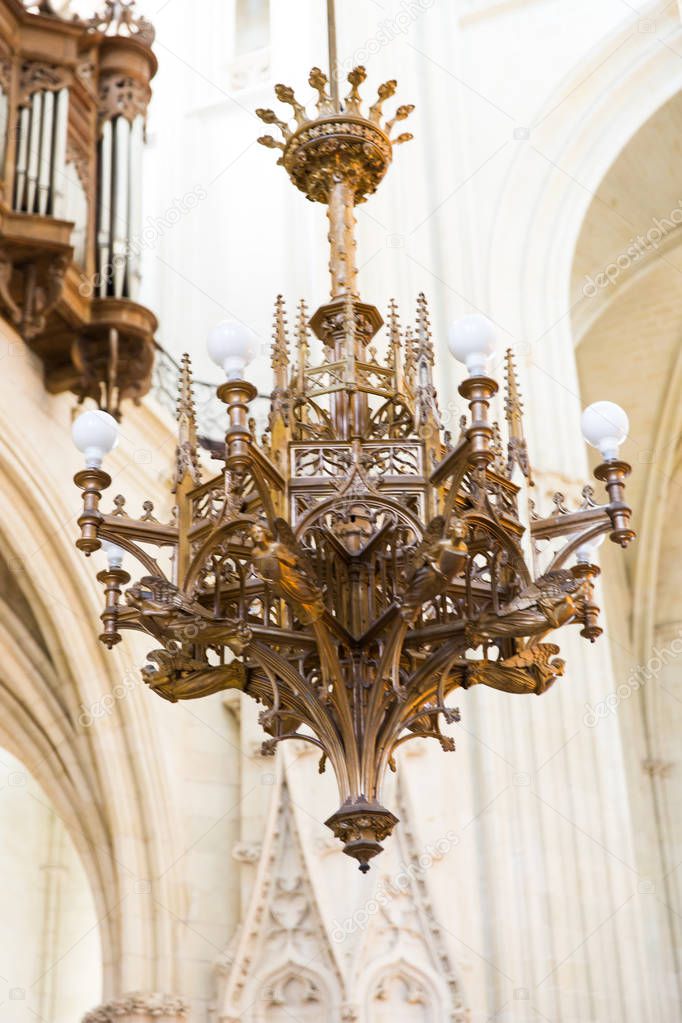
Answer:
[72,3,635,871]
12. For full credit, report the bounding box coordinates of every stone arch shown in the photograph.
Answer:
[0,741,101,1021]
[487,0,682,474]
[560,41,682,1018]
[0,324,187,1007]
[363,959,440,1023]
[255,963,333,1023]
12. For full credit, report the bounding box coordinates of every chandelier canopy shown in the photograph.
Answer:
[72,42,635,871]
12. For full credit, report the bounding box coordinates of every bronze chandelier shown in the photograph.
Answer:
[72,9,635,871]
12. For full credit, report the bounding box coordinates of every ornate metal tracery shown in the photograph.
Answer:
[73,45,634,871]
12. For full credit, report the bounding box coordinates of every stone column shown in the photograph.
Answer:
[82,992,189,1023]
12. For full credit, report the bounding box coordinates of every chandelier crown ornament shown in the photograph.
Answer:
[72,2,636,872]
[257,65,412,207]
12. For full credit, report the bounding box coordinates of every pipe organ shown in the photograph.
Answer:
[0,0,157,416]
[13,84,69,216]
[97,111,144,301]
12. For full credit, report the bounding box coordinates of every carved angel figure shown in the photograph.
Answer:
[249,519,325,624]
[126,575,210,617]
[470,569,580,643]
[466,643,564,695]
[125,576,251,650]
[142,648,246,703]
[400,516,468,620]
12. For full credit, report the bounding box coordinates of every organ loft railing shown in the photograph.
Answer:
[0,0,157,416]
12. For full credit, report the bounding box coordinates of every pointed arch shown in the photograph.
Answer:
[0,332,187,1000]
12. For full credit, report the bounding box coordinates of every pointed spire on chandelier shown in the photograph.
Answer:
[173,352,200,493]
[504,348,532,483]
[271,295,290,390]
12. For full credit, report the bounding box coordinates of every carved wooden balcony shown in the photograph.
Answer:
[0,0,157,415]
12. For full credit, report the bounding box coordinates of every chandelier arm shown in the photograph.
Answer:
[257,660,283,733]
[530,506,611,541]
[379,657,468,770]
[397,702,459,737]
[183,517,259,595]
[310,620,359,793]
[246,672,325,733]
[390,729,449,756]
[373,643,467,791]
[99,514,177,545]
[246,460,280,524]
[359,616,410,794]
[436,649,466,710]
[435,445,472,520]
[248,639,352,793]
[462,510,532,587]
[544,520,612,574]
[261,730,327,756]
[99,528,170,578]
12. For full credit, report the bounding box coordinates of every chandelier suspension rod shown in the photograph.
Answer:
[327,0,340,110]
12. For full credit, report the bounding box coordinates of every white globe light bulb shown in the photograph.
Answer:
[447,314,497,377]
[581,401,629,461]
[207,320,258,380]
[71,410,119,468]
[576,531,606,564]
[101,540,125,569]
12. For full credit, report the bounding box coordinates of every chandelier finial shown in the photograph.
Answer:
[271,294,290,388]
[295,299,310,396]
[173,353,200,493]
[490,420,508,477]
[368,80,398,124]
[257,68,413,205]
[176,352,196,430]
[388,299,404,394]
[414,293,440,432]
[403,326,417,397]
[345,66,367,115]
[309,67,335,116]
[504,348,532,482]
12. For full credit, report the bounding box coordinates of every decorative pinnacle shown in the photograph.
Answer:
[174,352,199,491]
[403,326,417,394]
[415,293,434,365]
[388,299,404,393]
[413,294,439,430]
[271,295,290,390]
[504,348,532,483]
[177,352,196,430]
[295,300,310,393]
[504,349,523,439]
[490,421,508,477]
[256,65,414,205]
